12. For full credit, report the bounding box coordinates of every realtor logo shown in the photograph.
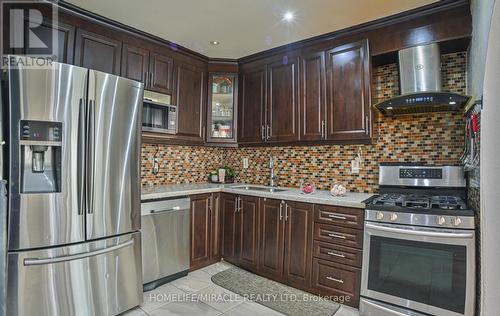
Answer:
[1,0,58,67]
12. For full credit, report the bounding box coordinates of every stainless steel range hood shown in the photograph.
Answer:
[374,43,471,116]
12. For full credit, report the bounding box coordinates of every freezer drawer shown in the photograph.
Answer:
[141,198,189,288]
[7,232,142,316]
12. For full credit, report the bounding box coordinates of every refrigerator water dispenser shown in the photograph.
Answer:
[20,120,62,193]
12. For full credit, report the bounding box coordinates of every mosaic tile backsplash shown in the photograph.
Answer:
[142,52,467,194]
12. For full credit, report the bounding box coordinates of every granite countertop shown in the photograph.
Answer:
[141,183,374,209]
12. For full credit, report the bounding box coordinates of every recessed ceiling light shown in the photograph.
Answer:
[283,11,294,21]
[210,41,220,45]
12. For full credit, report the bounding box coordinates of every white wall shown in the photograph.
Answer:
[468,0,496,99]
[480,0,500,314]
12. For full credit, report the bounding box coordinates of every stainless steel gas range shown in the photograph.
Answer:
[360,164,475,316]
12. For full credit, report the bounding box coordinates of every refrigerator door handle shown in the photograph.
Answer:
[86,100,95,214]
[23,239,134,266]
[77,98,87,215]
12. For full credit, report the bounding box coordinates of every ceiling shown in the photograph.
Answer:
[65,0,438,59]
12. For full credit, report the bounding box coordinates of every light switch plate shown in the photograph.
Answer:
[351,159,360,174]
[243,158,249,169]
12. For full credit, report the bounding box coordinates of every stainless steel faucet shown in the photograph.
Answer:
[268,153,276,187]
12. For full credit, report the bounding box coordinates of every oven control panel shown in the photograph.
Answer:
[399,168,442,179]
[365,209,475,229]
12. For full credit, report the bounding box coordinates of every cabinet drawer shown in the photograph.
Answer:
[314,224,363,249]
[314,205,364,229]
[311,258,361,308]
[313,241,362,268]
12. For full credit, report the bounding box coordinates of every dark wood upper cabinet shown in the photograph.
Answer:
[121,44,149,83]
[326,39,371,141]
[238,65,266,143]
[190,194,212,270]
[174,61,206,142]
[259,198,285,281]
[299,51,326,141]
[149,52,174,94]
[221,193,239,264]
[267,57,299,142]
[238,196,259,271]
[283,201,313,290]
[23,17,75,63]
[74,28,122,75]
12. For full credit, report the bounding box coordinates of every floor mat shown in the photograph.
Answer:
[212,266,340,316]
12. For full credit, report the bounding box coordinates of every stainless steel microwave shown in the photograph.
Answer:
[142,99,177,134]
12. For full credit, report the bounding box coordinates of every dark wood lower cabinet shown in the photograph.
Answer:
[190,193,221,271]
[238,196,260,271]
[210,193,222,262]
[217,196,364,307]
[310,205,364,308]
[311,258,361,308]
[221,193,239,264]
[283,201,313,290]
[259,198,285,281]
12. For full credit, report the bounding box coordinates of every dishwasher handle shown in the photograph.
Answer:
[150,206,187,214]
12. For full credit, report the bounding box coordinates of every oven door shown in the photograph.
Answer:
[361,222,475,316]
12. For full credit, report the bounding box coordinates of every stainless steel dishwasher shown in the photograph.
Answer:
[141,197,190,291]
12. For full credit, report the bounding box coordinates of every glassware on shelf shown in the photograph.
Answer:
[209,74,236,141]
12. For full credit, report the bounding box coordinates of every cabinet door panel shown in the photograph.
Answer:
[75,29,121,75]
[268,57,299,142]
[149,52,174,94]
[24,17,75,63]
[238,66,266,143]
[299,51,326,141]
[283,201,312,290]
[174,61,205,141]
[121,44,148,83]
[221,194,239,264]
[326,39,371,140]
[238,196,259,271]
[190,194,211,270]
[211,193,222,261]
[259,198,284,281]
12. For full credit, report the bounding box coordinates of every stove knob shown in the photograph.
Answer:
[390,213,398,221]
[452,217,462,226]
[436,216,446,226]
[376,212,384,220]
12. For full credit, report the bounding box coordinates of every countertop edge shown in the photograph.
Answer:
[141,185,372,209]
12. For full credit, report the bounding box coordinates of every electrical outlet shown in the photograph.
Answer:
[243,158,249,169]
[351,159,360,174]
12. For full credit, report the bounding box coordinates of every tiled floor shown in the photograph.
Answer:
[121,261,360,316]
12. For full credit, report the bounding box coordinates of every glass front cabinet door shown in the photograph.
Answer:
[207,73,237,143]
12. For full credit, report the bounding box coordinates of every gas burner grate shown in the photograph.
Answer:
[372,194,406,206]
[430,196,467,210]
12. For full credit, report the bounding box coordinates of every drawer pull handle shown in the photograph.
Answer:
[328,233,346,239]
[327,251,345,258]
[326,276,344,284]
[328,214,347,220]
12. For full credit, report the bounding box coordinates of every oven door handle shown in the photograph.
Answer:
[366,223,474,239]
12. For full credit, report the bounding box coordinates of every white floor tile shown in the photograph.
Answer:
[170,270,213,293]
[148,300,222,316]
[118,306,147,316]
[335,305,360,316]
[196,284,244,312]
[202,261,234,276]
[224,301,284,316]
[141,283,186,313]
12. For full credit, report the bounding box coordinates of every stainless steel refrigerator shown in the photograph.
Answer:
[2,56,143,316]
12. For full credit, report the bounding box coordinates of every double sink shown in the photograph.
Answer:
[233,185,287,193]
